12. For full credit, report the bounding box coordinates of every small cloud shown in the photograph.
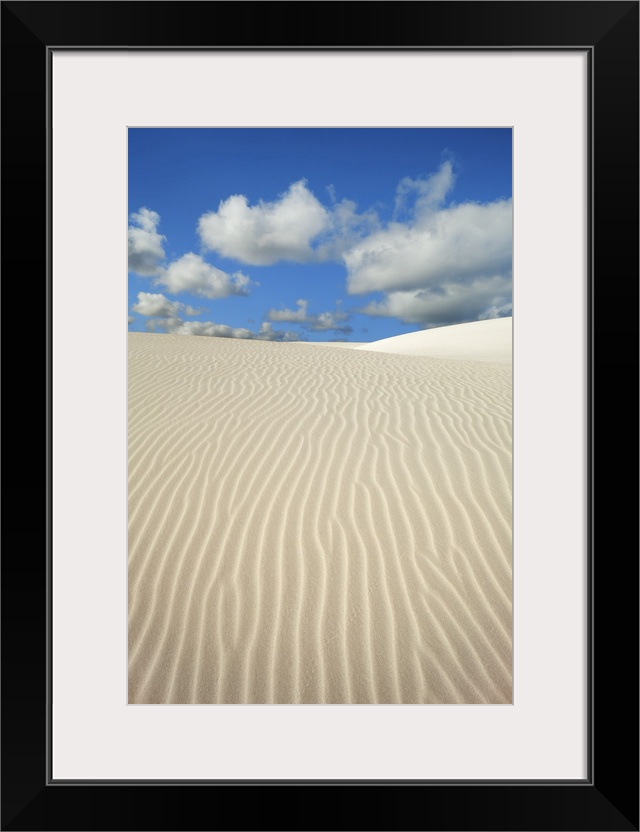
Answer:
[311,311,352,334]
[256,322,302,342]
[155,253,252,300]
[393,159,455,219]
[148,315,302,341]
[266,298,352,334]
[128,208,253,301]
[132,292,201,318]
[128,315,135,325]
[128,208,166,276]
[479,303,513,320]
[268,299,309,323]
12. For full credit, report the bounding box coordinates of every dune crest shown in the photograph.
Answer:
[128,329,512,704]
[357,316,512,363]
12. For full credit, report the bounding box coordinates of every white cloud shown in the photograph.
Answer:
[128,209,253,301]
[267,299,309,323]
[394,159,455,218]
[128,315,135,325]
[338,160,512,328]
[131,292,200,318]
[479,303,514,320]
[315,198,380,261]
[155,253,252,300]
[311,311,352,334]
[128,208,166,275]
[160,319,252,338]
[147,316,302,341]
[198,179,379,267]
[266,299,352,334]
[255,322,302,341]
[360,275,512,328]
[130,161,511,333]
[198,180,330,265]
[345,198,512,295]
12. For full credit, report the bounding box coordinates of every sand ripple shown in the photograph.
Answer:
[128,333,512,703]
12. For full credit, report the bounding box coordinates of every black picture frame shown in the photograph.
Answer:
[2,2,638,830]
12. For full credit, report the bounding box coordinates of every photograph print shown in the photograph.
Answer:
[127,127,513,705]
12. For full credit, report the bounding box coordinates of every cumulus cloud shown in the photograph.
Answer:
[316,198,380,261]
[130,159,511,334]
[266,299,352,334]
[343,159,512,327]
[393,159,455,218]
[255,322,302,341]
[267,298,310,323]
[198,180,330,265]
[128,209,253,301]
[147,316,302,341]
[128,208,166,275]
[128,315,135,325]
[359,275,512,328]
[155,253,252,300]
[131,292,201,318]
[345,198,512,295]
[197,179,378,266]
[311,312,352,334]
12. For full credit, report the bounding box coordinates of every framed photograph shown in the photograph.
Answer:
[126,124,515,711]
[2,2,637,830]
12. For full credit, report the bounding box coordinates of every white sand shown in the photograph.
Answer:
[357,316,512,363]
[128,326,512,704]
[293,341,369,349]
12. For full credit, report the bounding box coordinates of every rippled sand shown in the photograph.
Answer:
[128,325,512,704]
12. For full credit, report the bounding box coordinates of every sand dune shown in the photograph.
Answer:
[293,341,368,349]
[357,316,512,363]
[128,329,512,704]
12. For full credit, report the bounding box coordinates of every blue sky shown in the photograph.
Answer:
[128,128,512,342]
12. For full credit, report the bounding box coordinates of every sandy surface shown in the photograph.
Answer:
[357,316,512,363]
[292,341,369,349]
[128,323,512,704]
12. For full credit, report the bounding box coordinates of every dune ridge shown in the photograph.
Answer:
[128,330,512,704]
[357,316,512,362]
